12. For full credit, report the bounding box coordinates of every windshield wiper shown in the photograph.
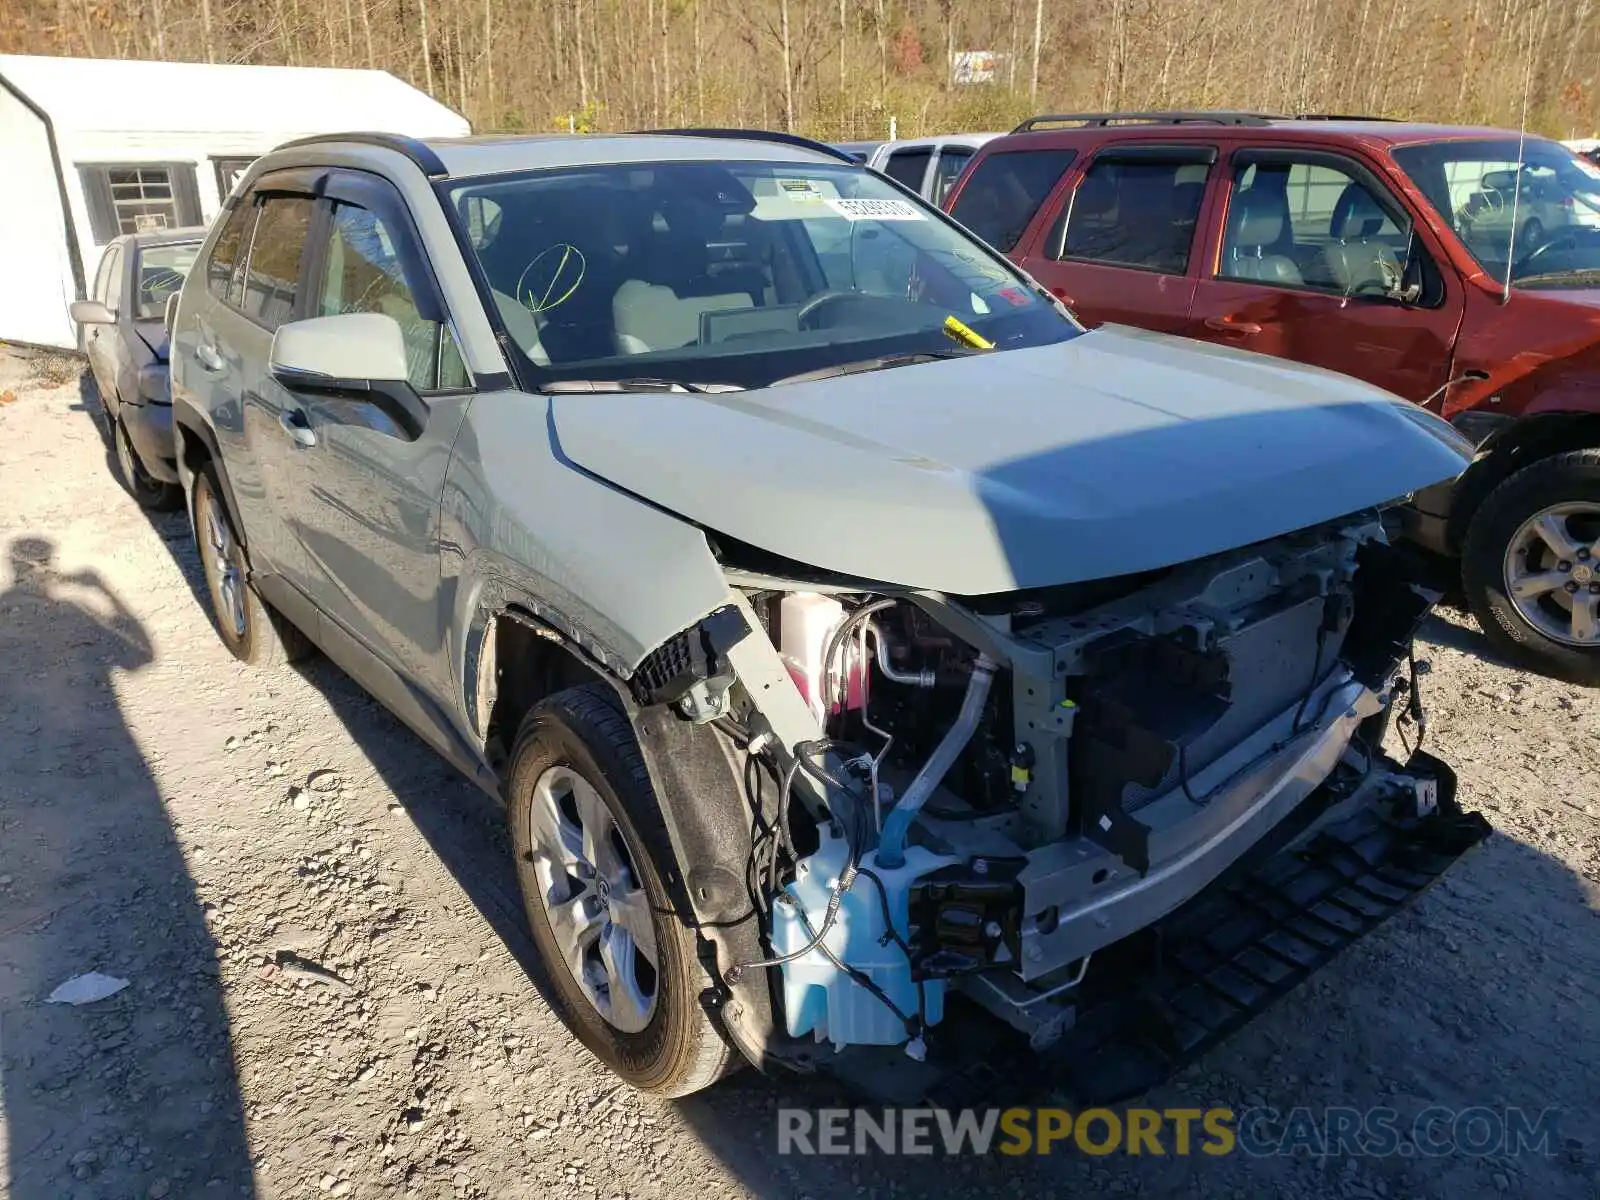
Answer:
[771,349,981,388]
[538,378,744,394]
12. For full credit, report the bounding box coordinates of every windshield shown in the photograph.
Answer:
[446,159,1078,389]
[134,242,200,319]
[1393,138,1600,288]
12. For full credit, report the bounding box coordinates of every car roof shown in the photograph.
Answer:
[408,132,851,178]
[875,132,1007,152]
[984,115,1547,154]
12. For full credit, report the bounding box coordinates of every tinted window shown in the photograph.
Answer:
[206,201,255,304]
[949,149,1077,252]
[931,148,973,206]
[318,202,462,391]
[884,148,933,191]
[1220,160,1409,296]
[1059,159,1208,273]
[242,195,314,329]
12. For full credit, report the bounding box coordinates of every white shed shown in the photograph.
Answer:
[0,54,471,349]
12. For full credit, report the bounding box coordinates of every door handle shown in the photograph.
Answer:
[279,409,317,448]
[1203,316,1262,335]
[195,343,224,372]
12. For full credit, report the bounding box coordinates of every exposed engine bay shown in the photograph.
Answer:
[630,510,1474,1068]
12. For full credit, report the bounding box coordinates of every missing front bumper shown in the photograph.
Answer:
[826,769,1490,1107]
[1038,797,1490,1105]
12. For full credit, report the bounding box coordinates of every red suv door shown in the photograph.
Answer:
[1183,147,1464,405]
[1016,143,1220,334]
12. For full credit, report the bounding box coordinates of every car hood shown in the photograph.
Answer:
[550,325,1471,594]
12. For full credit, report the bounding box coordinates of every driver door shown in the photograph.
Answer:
[1184,148,1464,406]
[267,170,474,705]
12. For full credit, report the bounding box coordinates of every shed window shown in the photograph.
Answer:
[79,163,202,244]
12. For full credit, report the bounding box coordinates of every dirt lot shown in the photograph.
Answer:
[0,347,1597,1200]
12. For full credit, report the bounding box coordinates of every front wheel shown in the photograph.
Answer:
[1462,450,1600,686]
[506,685,738,1096]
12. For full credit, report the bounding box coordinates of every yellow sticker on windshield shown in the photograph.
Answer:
[943,315,995,351]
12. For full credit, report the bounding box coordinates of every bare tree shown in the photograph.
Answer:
[8,0,1598,142]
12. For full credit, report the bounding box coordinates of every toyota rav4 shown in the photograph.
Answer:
[167,129,1483,1099]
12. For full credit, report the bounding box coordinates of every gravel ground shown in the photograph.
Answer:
[1,347,1597,1200]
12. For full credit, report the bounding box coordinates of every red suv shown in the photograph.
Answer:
[947,111,1600,685]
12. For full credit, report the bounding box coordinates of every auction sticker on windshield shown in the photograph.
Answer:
[824,197,925,221]
[777,178,827,202]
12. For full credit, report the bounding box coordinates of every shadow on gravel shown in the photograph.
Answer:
[0,536,255,1199]
[72,369,123,493]
[1418,610,1516,668]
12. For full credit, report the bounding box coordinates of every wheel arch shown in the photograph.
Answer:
[1446,410,1600,553]
[472,598,800,1075]
[171,401,251,549]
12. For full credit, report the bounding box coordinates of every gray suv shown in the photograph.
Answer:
[168,130,1485,1099]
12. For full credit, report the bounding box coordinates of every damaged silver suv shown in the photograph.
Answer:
[168,129,1486,1099]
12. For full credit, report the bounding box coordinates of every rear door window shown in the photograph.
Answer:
[204,201,256,306]
[241,195,315,329]
[948,149,1077,252]
[883,148,933,192]
[931,147,974,206]
[1058,157,1211,274]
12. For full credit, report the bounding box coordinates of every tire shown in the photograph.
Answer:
[1462,449,1600,686]
[113,417,183,511]
[506,684,738,1096]
[190,466,313,666]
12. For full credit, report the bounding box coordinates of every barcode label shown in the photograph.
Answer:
[823,197,926,222]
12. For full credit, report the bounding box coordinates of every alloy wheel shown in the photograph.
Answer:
[1503,501,1600,647]
[525,765,659,1033]
[200,488,248,640]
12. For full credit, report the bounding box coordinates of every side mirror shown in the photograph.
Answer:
[71,299,115,326]
[269,313,427,440]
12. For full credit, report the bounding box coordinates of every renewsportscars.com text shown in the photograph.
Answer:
[777,1106,1562,1158]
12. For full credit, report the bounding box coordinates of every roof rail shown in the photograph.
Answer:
[1287,113,1400,122]
[272,131,450,179]
[1011,111,1275,133]
[629,127,857,163]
